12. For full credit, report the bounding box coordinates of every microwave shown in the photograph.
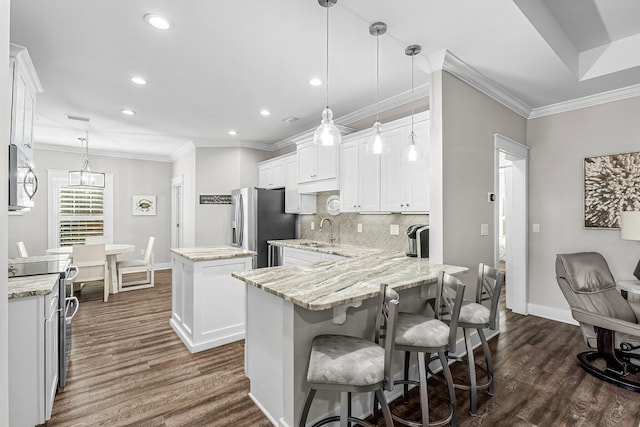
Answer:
[9,144,38,211]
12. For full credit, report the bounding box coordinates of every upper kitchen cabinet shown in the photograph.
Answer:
[9,44,43,159]
[258,156,286,189]
[284,155,315,214]
[340,137,380,213]
[297,139,339,193]
[380,112,429,213]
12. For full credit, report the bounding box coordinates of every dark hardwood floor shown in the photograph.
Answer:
[49,271,640,426]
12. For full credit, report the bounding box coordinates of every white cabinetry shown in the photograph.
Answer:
[340,138,380,212]
[297,140,339,193]
[380,115,429,213]
[284,155,316,214]
[9,44,43,159]
[282,247,346,266]
[258,157,286,189]
[9,283,59,426]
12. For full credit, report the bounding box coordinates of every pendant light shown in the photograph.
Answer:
[69,132,105,188]
[403,44,424,162]
[365,22,390,155]
[313,0,341,147]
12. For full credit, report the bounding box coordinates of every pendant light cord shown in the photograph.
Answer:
[410,52,415,140]
[325,4,330,110]
[375,30,380,122]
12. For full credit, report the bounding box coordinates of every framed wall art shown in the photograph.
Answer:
[584,151,640,229]
[132,194,156,216]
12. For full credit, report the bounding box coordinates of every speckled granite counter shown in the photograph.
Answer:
[170,246,255,261]
[8,274,60,299]
[233,240,468,310]
[267,239,385,258]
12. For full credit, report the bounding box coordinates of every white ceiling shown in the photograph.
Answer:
[10,0,640,161]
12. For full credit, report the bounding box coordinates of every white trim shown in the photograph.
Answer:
[529,82,640,119]
[36,142,174,163]
[152,262,172,270]
[527,303,578,325]
[9,44,43,93]
[247,393,278,426]
[169,141,195,162]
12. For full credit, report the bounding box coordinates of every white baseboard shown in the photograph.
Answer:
[247,393,279,426]
[527,303,578,325]
[152,262,172,270]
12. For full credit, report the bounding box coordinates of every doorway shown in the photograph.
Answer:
[171,176,183,249]
[494,134,528,314]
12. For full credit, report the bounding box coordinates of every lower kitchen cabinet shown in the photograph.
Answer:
[282,247,346,266]
[9,285,59,426]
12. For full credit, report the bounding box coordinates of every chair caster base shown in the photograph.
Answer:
[577,351,640,393]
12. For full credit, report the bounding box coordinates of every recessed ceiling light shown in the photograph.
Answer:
[144,14,172,30]
[130,76,147,85]
[309,78,322,86]
[228,130,238,136]
[121,109,136,116]
[260,109,271,117]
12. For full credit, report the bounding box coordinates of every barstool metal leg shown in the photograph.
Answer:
[418,351,430,427]
[438,351,457,427]
[478,328,494,395]
[403,350,411,401]
[375,389,394,427]
[464,328,478,416]
[340,392,349,427]
[299,388,316,427]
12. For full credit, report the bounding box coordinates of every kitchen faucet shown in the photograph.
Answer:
[319,217,335,245]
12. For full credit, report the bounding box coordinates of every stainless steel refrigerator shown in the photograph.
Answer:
[231,187,297,268]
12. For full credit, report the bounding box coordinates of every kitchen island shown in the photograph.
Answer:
[232,240,469,427]
[170,246,255,353]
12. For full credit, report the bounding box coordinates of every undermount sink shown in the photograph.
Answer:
[299,241,332,248]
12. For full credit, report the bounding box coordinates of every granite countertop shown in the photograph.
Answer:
[233,240,468,311]
[170,246,256,261]
[267,239,386,258]
[8,254,70,263]
[8,274,60,299]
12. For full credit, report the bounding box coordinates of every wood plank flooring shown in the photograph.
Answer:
[49,270,640,426]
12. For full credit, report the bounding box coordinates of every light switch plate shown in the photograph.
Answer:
[357,223,362,233]
[480,224,489,236]
[532,223,540,233]
[311,222,315,230]
[390,224,400,235]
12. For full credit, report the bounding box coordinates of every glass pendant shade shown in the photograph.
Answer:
[366,121,390,154]
[402,131,423,163]
[69,133,105,188]
[314,107,341,146]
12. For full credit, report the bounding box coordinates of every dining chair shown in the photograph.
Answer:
[117,236,155,292]
[72,243,109,302]
[15,241,28,257]
[85,235,108,244]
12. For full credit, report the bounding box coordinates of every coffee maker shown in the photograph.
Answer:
[405,224,429,258]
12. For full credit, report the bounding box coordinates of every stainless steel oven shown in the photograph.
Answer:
[9,144,38,211]
[7,255,78,389]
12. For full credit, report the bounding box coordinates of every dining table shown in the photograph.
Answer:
[46,244,135,294]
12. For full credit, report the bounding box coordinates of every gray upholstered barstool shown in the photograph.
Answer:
[391,271,466,427]
[453,263,504,415]
[299,284,400,427]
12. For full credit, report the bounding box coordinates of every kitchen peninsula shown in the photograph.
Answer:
[232,239,468,426]
[170,246,255,353]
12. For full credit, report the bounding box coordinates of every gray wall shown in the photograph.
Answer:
[440,72,527,285]
[528,96,640,312]
[8,149,172,264]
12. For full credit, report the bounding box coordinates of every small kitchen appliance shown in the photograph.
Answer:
[406,224,429,258]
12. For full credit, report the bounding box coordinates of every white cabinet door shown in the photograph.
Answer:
[340,140,359,213]
[405,120,429,212]
[44,291,59,420]
[380,126,408,212]
[297,142,316,184]
[258,164,272,188]
[272,160,286,189]
[358,139,380,211]
[315,144,338,181]
[285,155,316,214]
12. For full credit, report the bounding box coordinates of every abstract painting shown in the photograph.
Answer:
[584,152,640,228]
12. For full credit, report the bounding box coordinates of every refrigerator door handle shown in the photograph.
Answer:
[232,194,238,245]
[238,193,244,246]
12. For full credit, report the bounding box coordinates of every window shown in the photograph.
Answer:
[48,170,113,248]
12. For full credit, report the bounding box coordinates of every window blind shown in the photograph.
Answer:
[58,186,105,246]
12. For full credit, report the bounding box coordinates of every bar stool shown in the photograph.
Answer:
[453,263,504,415]
[390,271,466,427]
[299,283,400,427]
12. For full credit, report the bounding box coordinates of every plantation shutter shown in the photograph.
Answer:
[58,186,105,246]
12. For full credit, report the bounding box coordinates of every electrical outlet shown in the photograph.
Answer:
[311,222,315,230]
[357,223,362,233]
[390,224,400,235]
[480,224,489,236]
[532,223,540,233]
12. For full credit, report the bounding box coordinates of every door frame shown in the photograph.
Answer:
[171,176,184,249]
[494,134,529,314]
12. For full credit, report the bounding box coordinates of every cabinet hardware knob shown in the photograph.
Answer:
[406,203,410,207]
[400,204,404,207]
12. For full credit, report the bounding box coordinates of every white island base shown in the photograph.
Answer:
[170,247,254,353]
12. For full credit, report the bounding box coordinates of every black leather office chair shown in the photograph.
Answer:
[556,252,640,392]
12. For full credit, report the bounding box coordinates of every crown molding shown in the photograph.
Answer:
[35,141,174,162]
[529,82,640,119]
[190,138,275,152]
[432,49,532,118]
[10,44,44,93]
[169,141,196,161]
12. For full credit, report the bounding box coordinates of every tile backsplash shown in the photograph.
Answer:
[298,191,428,252]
